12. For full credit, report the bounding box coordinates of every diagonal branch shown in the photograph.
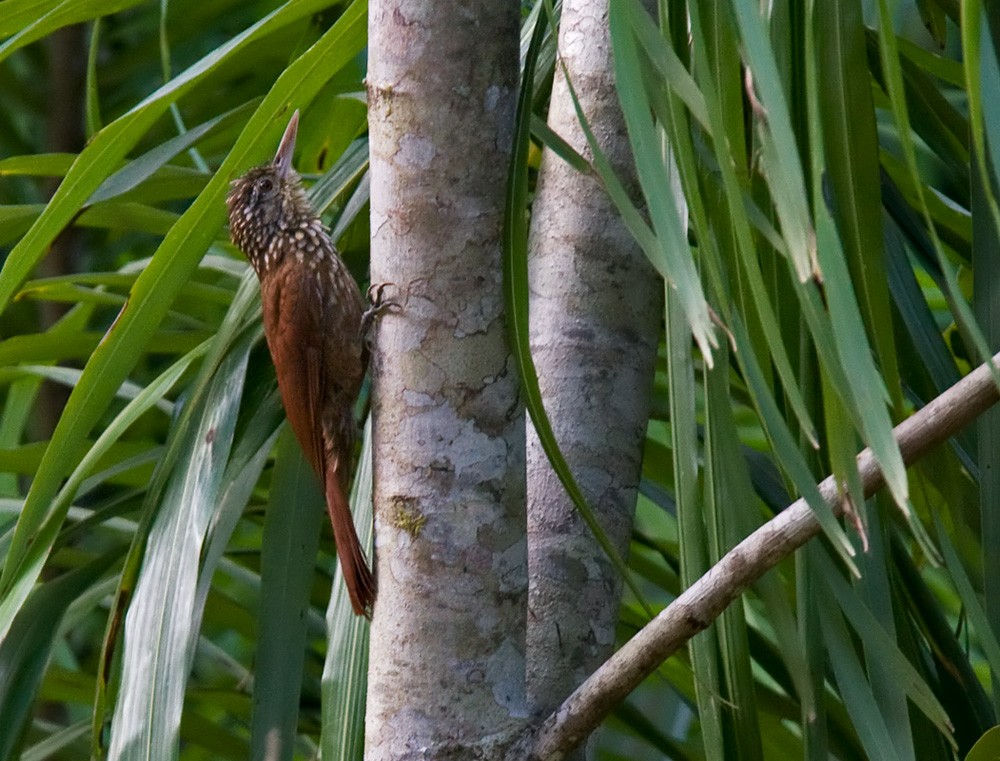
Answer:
[522,351,1000,761]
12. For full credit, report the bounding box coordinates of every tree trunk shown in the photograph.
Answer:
[525,2,661,754]
[366,2,526,758]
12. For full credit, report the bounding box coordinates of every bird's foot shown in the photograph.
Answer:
[361,282,401,344]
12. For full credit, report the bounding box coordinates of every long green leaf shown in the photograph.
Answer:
[320,417,374,760]
[819,584,902,761]
[609,1,716,362]
[249,429,325,761]
[0,0,341,313]
[821,541,953,747]
[106,332,252,761]
[0,555,115,761]
[727,0,816,282]
[0,0,369,642]
[0,0,149,59]
[88,105,253,205]
[815,0,902,414]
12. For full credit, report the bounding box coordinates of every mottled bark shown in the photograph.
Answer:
[366,2,526,759]
[524,0,661,748]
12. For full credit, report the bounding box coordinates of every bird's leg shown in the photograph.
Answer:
[361,282,401,346]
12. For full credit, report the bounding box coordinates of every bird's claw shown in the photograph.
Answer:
[361,282,401,344]
[367,282,401,309]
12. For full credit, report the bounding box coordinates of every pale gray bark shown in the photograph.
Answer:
[524,0,661,742]
[366,3,526,759]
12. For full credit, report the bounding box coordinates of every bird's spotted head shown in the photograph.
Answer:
[226,111,315,273]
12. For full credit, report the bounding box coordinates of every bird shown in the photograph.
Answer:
[226,111,375,616]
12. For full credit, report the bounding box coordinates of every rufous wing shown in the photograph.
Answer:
[260,269,328,481]
[259,265,374,615]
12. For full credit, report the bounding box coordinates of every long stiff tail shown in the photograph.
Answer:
[325,468,376,617]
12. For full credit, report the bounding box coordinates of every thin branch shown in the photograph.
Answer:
[523,351,1000,760]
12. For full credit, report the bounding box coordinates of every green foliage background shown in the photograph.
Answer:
[1,0,999,759]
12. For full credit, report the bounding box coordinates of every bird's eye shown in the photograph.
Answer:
[259,178,274,193]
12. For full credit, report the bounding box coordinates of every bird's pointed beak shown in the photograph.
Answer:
[273,110,299,178]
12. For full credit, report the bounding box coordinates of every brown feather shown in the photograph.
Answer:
[259,250,374,617]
